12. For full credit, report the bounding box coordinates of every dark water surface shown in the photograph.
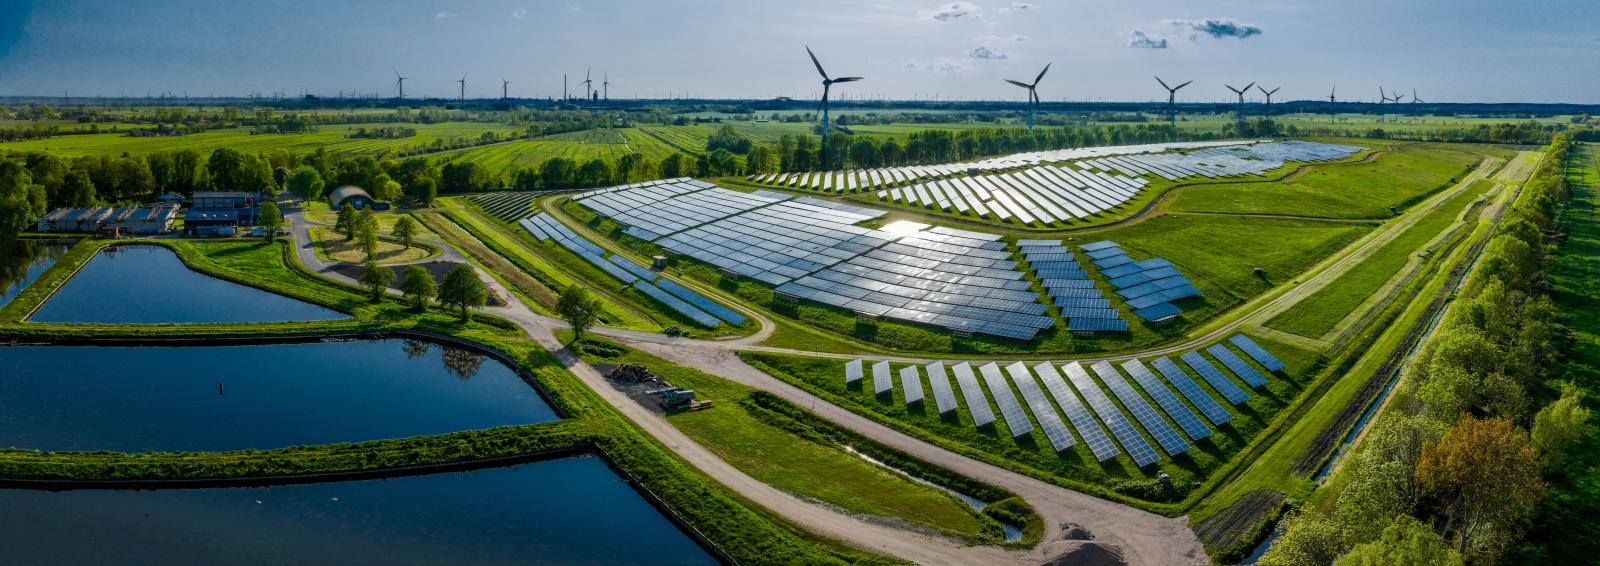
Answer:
[0,455,717,565]
[29,245,347,324]
[0,239,74,310]
[0,338,558,452]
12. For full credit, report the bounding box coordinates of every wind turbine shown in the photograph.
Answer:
[455,73,467,101]
[1411,88,1423,105]
[501,78,511,100]
[1257,85,1281,107]
[1154,76,1192,124]
[805,45,862,139]
[1225,82,1255,110]
[581,68,594,101]
[1328,85,1337,123]
[1004,63,1050,131]
[602,71,611,101]
[393,68,408,99]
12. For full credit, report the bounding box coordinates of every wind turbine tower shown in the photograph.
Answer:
[581,68,594,102]
[393,68,408,100]
[455,73,467,101]
[1225,82,1256,111]
[1328,85,1337,123]
[1257,85,1281,107]
[602,71,611,101]
[1155,76,1192,124]
[1004,63,1050,131]
[804,45,862,139]
[502,78,511,100]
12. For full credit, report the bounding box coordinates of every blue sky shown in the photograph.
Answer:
[0,0,1595,103]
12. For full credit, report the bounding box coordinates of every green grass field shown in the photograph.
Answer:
[434,128,684,180]
[1169,144,1484,218]
[742,331,1322,509]
[569,335,997,541]
[1266,179,1497,338]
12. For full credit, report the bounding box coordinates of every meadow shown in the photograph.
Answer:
[0,122,525,157]
[434,128,682,177]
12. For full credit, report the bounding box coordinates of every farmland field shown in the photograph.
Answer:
[0,122,525,157]
[435,128,683,178]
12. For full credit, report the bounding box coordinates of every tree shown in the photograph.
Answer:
[556,283,603,342]
[335,203,357,239]
[1334,515,1462,566]
[258,201,283,242]
[1416,415,1544,560]
[414,177,437,207]
[1531,382,1591,469]
[1259,509,1344,566]
[399,265,436,311]
[358,261,394,302]
[392,215,418,250]
[355,209,378,260]
[439,265,488,321]
[60,170,96,207]
[0,162,46,241]
[207,147,271,194]
[286,165,324,202]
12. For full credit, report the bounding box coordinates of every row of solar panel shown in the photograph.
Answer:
[872,164,1149,227]
[841,334,1281,467]
[1080,240,1198,323]
[1080,141,1363,182]
[1021,244,1130,333]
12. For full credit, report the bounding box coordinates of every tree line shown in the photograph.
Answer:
[1260,134,1586,565]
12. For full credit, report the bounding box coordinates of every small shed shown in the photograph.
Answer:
[329,185,375,210]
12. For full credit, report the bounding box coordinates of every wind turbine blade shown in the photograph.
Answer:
[1006,79,1032,89]
[1176,80,1192,90]
[1257,85,1268,95]
[805,46,829,80]
[1154,76,1171,90]
[833,77,863,83]
[1034,63,1051,85]
[1243,81,1256,92]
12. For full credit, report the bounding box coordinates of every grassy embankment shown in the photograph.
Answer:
[564,331,1037,546]
[741,329,1321,514]
[0,237,892,565]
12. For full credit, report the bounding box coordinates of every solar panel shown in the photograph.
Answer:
[872,361,893,395]
[1180,351,1250,405]
[1063,362,1161,467]
[1229,334,1287,372]
[1151,357,1233,426]
[900,365,926,406]
[979,363,1033,438]
[1079,240,1120,252]
[1004,362,1075,452]
[655,279,747,325]
[951,362,996,428]
[1091,361,1188,457]
[1121,360,1211,441]
[1034,363,1117,461]
[632,282,720,327]
[1068,318,1129,332]
[845,359,863,385]
[1133,302,1182,321]
[1207,344,1270,388]
[925,361,958,415]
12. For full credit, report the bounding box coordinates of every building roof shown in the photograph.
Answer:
[328,185,373,208]
[185,209,240,221]
[194,191,255,199]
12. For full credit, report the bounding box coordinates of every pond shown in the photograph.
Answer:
[28,245,347,324]
[0,239,75,310]
[0,455,717,565]
[0,337,559,452]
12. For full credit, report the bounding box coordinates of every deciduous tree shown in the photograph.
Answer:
[358,261,393,301]
[399,265,436,311]
[439,265,488,321]
[258,201,283,242]
[556,283,603,342]
[392,215,417,249]
[1416,415,1544,560]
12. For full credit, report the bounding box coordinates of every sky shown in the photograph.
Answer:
[0,0,1596,104]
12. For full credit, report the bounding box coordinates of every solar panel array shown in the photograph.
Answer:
[1092,361,1189,457]
[1150,356,1234,426]
[1020,241,1129,334]
[980,363,1034,438]
[871,361,893,395]
[1077,141,1364,182]
[572,179,1057,340]
[1230,334,1287,372]
[1083,240,1201,322]
[1207,344,1271,388]
[1181,351,1251,405]
[1064,362,1161,467]
[900,365,926,406]
[873,164,1149,227]
[1005,362,1076,452]
[925,361,958,415]
[1034,362,1118,461]
[1121,359,1212,441]
[519,213,744,328]
[952,362,996,428]
[845,359,863,385]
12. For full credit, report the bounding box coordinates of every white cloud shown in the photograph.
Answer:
[1163,18,1263,41]
[434,11,458,21]
[976,34,1028,43]
[511,8,528,19]
[905,58,970,72]
[1124,30,1168,49]
[921,2,979,22]
[999,2,1033,12]
[567,3,584,12]
[969,46,1007,59]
